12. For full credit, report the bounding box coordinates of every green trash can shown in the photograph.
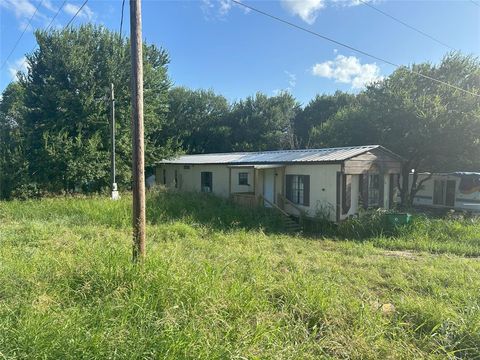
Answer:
[385,213,412,228]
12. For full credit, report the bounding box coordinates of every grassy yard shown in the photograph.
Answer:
[0,191,479,359]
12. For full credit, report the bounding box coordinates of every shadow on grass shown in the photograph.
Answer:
[146,189,288,234]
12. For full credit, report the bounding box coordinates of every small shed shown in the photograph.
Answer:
[156,145,403,222]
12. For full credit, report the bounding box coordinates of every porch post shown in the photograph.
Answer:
[336,172,342,222]
[228,167,232,196]
[350,174,359,215]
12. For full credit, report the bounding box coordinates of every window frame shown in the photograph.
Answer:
[238,172,249,186]
[286,174,310,206]
[201,171,213,193]
[433,179,456,206]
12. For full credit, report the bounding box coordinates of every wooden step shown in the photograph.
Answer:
[282,216,301,232]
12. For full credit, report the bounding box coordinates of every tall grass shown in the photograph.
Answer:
[333,210,480,256]
[0,191,479,359]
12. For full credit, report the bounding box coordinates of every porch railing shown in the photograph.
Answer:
[230,192,258,208]
[277,193,306,217]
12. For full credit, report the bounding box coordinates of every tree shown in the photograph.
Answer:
[163,87,231,154]
[228,92,300,151]
[17,25,172,194]
[0,83,28,199]
[294,91,355,148]
[320,53,480,205]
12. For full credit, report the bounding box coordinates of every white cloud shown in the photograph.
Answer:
[8,56,29,81]
[282,0,373,24]
[219,0,232,15]
[0,0,36,18]
[281,0,325,25]
[273,71,297,95]
[64,2,94,20]
[311,54,383,89]
[0,0,59,30]
[285,70,297,88]
[42,0,57,12]
[201,0,249,20]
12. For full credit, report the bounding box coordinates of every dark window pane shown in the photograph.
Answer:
[286,174,310,206]
[201,172,212,193]
[239,172,248,185]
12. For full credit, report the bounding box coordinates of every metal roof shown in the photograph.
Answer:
[159,145,392,165]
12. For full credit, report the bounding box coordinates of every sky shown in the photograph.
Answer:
[0,0,479,105]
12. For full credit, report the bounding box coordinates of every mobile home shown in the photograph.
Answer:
[156,145,403,222]
[412,172,480,213]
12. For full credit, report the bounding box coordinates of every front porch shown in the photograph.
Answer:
[229,164,285,209]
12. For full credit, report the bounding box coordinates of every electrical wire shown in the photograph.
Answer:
[44,0,68,32]
[5,0,89,80]
[65,0,89,28]
[358,0,455,50]
[230,0,480,98]
[1,0,44,70]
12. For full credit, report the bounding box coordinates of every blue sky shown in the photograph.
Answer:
[1,0,479,105]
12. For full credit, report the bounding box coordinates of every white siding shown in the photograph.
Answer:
[156,164,230,198]
[230,167,255,193]
[284,164,341,221]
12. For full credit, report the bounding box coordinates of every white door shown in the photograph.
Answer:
[263,169,275,207]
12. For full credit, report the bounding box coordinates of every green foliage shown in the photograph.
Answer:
[228,91,300,151]
[336,209,395,239]
[294,91,355,148]
[0,25,172,198]
[147,188,286,232]
[0,194,479,358]
[2,49,479,201]
[0,82,28,199]
[163,87,231,153]
[316,53,480,204]
[333,210,480,256]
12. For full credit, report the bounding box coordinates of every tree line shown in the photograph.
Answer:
[1,25,479,203]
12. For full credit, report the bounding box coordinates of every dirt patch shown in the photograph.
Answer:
[381,250,419,259]
[380,249,480,261]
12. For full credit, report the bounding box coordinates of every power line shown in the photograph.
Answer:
[5,0,88,81]
[230,0,480,98]
[1,0,44,70]
[358,0,455,51]
[470,0,480,7]
[44,0,68,32]
[65,0,89,28]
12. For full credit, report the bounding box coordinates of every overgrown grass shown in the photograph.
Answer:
[333,210,480,257]
[0,191,479,359]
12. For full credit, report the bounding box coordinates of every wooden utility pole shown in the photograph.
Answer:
[110,83,120,200]
[130,0,146,261]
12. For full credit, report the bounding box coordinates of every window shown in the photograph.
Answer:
[433,180,445,205]
[342,174,352,214]
[368,174,380,207]
[238,172,249,186]
[433,179,456,206]
[201,172,213,193]
[163,169,166,185]
[286,175,310,206]
[184,165,190,169]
